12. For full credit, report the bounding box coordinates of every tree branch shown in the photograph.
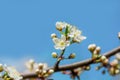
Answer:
[22,46,120,79]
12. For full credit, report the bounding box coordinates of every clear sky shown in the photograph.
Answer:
[0,0,120,80]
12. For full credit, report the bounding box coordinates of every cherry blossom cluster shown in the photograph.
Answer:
[88,44,120,76]
[0,64,22,80]
[51,22,87,79]
[51,21,86,50]
[25,59,54,79]
[51,22,86,61]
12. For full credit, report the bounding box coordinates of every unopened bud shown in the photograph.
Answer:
[100,56,107,61]
[88,44,96,52]
[35,69,40,74]
[115,54,120,60]
[69,53,76,59]
[0,64,3,72]
[56,26,63,31]
[102,59,109,65]
[93,50,97,54]
[29,59,35,65]
[85,66,90,70]
[51,33,57,38]
[109,67,115,75]
[115,69,120,74]
[110,59,118,67]
[38,63,44,69]
[51,52,58,58]
[48,69,54,75]
[43,70,47,74]
[56,22,65,31]
[95,46,101,54]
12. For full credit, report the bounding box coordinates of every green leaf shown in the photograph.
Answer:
[65,26,69,36]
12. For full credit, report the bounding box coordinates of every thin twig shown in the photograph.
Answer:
[54,49,65,70]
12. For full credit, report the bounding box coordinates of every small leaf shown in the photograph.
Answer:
[65,26,69,36]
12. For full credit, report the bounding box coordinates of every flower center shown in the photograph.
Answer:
[60,41,65,46]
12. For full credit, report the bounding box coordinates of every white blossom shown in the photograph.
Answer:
[68,26,86,43]
[25,59,35,71]
[51,33,57,38]
[52,35,70,50]
[3,65,23,80]
[56,22,67,31]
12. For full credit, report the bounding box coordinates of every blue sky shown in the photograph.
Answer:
[0,0,120,80]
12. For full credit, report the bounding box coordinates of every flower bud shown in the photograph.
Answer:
[115,53,120,60]
[95,46,101,54]
[3,75,8,80]
[38,63,44,70]
[51,52,58,58]
[51,33,57,38]
[48,69,54,75]
[56,26,63,31]
[88,44,96,52]
[56,22,65,31]
[110,59,118,67]
[0,64,3,72]
[43,70,47,75]
[100,56,107,62]
[115,69,120,74]
[85,66,90,70]
[29,59,35,65]
[35,69,40,74]
[93,50,97,54]
[102,59,109,65]
[109,67,115,75]
[69,53,76,59]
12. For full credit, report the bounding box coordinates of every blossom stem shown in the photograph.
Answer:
[76,76,80,80]
[54,49,66,70]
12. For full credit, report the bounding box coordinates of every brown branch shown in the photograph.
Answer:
[22,46,120,79]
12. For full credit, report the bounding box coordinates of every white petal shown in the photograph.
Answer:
[61,35,66,41]
[59,46,65,50]
[53,38,60,44]
[80,36,87,40]
[54,45,60,50]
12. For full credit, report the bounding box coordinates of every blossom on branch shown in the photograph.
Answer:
[52,21,86,50]
[56,21,68,31]
[52,35,70,50]
[0,64,22,80]
[2,64,23,80]
[68,26,86,43]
